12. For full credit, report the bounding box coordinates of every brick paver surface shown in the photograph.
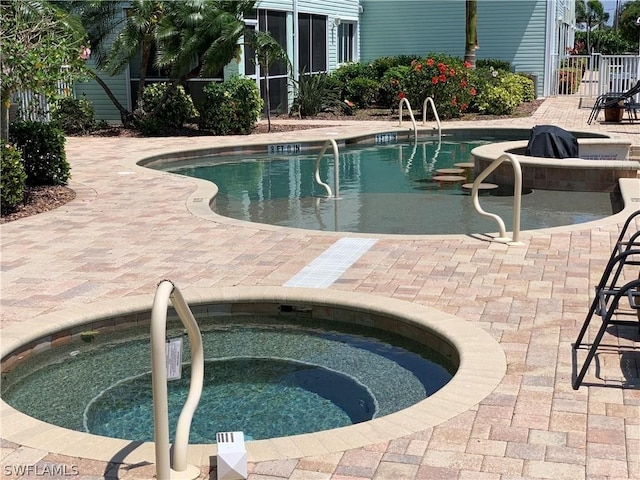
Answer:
[1,96,639,479]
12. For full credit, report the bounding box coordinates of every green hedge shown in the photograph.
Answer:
[200,77,263,135]
[135,83,198,134]
[1,141,27,212]
[9,121,69,186]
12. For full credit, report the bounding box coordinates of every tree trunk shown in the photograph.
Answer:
[1,89,10,143]
[88,71,133,126]
[264,72,271,132]
[137,41,152,109]
[464,0,478,69]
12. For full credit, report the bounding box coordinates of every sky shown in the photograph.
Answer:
[602,0,617,24]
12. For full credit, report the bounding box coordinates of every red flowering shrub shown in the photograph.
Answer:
[403,53,475,119]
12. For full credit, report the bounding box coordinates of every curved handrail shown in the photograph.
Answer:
[397,97,418,142]
[314,138,340,197]
[471,153,523,244]
[422,97,441,139]
[151,280,203,480]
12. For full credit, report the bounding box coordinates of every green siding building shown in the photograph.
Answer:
[76,0,574,122]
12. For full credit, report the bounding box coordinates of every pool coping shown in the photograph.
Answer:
[130,127,640,242]
[0,286,506,466]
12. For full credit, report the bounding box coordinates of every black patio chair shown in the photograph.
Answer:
[587,80,640,125]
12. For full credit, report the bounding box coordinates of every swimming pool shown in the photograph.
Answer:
[2,315,453,443]
[161,136,621,235]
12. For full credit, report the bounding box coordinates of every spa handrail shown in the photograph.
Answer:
[422,97,441,139]
[471,153,523,244]
[397,97,418,142]
[314,138,340,197]
[151,280,203,480]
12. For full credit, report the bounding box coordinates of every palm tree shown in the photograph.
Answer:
[464,0,478,69]
[63,0,166,125]
[66,0,254,125]
[247,30,291,131]
[579,0,609,53]
[151,0,255,117]
[105,0,165,106]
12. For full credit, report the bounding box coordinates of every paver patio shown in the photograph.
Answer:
[1,96,639,479]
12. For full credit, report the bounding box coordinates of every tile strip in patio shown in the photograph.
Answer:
[283,237,377,288]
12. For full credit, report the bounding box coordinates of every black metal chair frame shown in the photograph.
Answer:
[587,80,640,125]
[572,210,640,389]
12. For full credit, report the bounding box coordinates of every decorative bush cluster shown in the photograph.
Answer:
[135,83,198,134]
[470,67,535,115]
[51,96,105,135]
[326,54,531,119]
[9,121,69,186]
[1,141,27,213]
[402,54,476,119]
[200,76,263,135]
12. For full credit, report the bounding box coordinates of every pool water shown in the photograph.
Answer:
[167,139,620,234]
[2,316,454,442]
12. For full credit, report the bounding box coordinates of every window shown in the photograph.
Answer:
[338,22,357,64]
[244,9,289,114]
[298,13,327,73]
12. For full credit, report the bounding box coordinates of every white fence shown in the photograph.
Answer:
[551,53,640,99]
[11,80,71,123]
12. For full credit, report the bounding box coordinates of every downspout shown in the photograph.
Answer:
[543,0,556,97]
[293,0,299,82]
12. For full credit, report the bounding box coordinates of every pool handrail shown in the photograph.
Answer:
[397,97,418,142]
[422,97,442,138]
[314,138,340,197]
[151,280,203,480]
[471,153,523,244]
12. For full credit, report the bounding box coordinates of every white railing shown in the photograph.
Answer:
[397,97,417,142]
[151,280,203,480]
[599,55,640,96]
[471,153,523,244]
[552,53,640,99]
[422,97,441,138]
[314,138,340,197]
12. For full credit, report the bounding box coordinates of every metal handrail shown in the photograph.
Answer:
[397,97,418,142]
[422,97,441,138]
[313,138,340,197]
[471,153,523,244]
[151,280,203,480]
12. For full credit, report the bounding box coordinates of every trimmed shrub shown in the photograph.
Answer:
[476,59,512,71]
[137,82,198,129]
[379,65,411,108]
[290,72,341,117]
[369,55,416,80]
[515,74,536,102]
[345,77,379,108]
[9,121,69,186]
[474,71,524,115]
[51,96,103,135]
[200,77,263,135]
[1,141,27,213]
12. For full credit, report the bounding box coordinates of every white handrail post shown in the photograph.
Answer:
[151,281,173,480]
[313,139,340,198]
[397,98,417,142]
[170,286,204,474]
[422,97,442,139]
[151,280,202,480]
[471,153,523,245]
